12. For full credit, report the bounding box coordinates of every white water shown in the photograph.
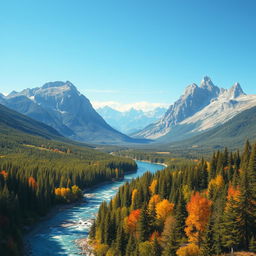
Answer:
[26,161,165,256]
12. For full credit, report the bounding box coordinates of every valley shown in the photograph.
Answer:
[1,76,256,256]
[1,2,256,255]
[24,161,165,256]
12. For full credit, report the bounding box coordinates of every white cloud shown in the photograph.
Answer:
[92,101,169,112]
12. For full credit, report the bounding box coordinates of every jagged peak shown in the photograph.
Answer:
[229,82,245,98]
[184,83,198,96]
[40,81,80,96]
[42,81,76,90]
[200,76,215,88]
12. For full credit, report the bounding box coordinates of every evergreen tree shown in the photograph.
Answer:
[115,226,126,255]
[138,203,150,242]
[241,140,251,170]
[221,197,241,253]
[174,191,187,240]
[249,237,256,253]
[152,235,161,256]
[201,217,215,256]
[125,235,136,256]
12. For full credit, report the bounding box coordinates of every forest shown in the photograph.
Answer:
[0,129,137,256]
[90,141,256,256]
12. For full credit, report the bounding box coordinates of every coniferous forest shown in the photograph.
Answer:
[90,141,256,256]
[0,129,137,256]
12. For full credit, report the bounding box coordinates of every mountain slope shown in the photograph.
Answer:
[2,81,145,144]
[169,106,256,149]
[97,106,166,134]
[0,103,64,140]
[134,76,221,139]
[134,77,256,143]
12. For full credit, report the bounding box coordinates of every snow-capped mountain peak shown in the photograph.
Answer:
[134,77,256,141]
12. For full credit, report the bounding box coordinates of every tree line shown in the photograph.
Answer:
[90,141,256,256]
[0,138,137,256]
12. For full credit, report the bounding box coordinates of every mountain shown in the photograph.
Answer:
[1,81,146,144]
[0,103,63,140]
[134,77,256,142]
[169,106,256,150]
[97,106,166,134]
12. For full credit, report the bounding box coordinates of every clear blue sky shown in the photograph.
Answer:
[0,0,256,106]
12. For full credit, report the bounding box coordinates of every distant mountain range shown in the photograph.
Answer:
[96,106,166,134]
[0,81,147,144]
[1,77,255,148]
[134,76,256,144]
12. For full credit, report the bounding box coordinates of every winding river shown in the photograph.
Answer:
[25,161,165,256]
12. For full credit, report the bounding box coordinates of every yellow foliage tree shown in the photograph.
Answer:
[148,194,161,211]
[149,179,158,195]
[176,243,201,256]
[71,185,82,200]
[182,185,191,202]
[155,199,174,220]
[208,174,224,191]
[131,189,138,209]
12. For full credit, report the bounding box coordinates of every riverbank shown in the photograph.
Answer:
[24,161,165,256]
[24,167,137,233]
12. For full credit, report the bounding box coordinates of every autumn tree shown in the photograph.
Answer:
[155,199,174,221]
[124,209,141,234]
[28,176,37,190]
[176,243,201,256]
[185,192,212,246]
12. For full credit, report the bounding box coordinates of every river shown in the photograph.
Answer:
[25,161,165,256]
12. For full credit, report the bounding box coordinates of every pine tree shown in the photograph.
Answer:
[152,235,161,256]
[115,226,126,255]
[241,140,251,170]
[138,203,149,242]
[212,197,225,255]
[249,237,256,253]
[174,191,187,240]
[162,235,178,256]
[221,197,241,253]
[201,217,215,256]
[125,235,136,256]
[208,153,217,182]
[238,165,256,249]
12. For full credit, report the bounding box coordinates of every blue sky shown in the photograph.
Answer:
[0,0,256,110]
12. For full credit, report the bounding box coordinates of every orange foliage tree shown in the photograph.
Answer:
[0,170,8,179]
[124,209,141,234]
[226,184,240,202]
[28,176,37,190]
[185,192,212,245]
[155,199,174,221]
